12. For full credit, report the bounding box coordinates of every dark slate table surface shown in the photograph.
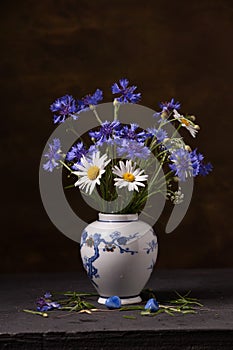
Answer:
[0,268,233,349]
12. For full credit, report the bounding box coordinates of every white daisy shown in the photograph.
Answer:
[173,109,199,138]
[73,151,111,195]
[112,160,148,192]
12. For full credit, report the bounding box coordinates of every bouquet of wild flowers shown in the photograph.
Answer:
[43,78,212,215]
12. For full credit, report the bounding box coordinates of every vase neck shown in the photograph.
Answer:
[98,213,138,222]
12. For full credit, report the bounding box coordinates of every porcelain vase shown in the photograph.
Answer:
[80,213,158,305]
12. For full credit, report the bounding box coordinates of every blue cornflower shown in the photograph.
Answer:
[36,297,60,312]
[105,296,121,309]
[144,298,160,312]
[169,148,193,181]
[84,144,99,157]
[44,292,52,299]
[199,162,213,176]
[118,123,149,142]
[190,149,212,177]
[36,298,49,312]
[43,138,63,172]
[116,139,151,160]
[118,123,138,139]
[84,88,103,105]
[159,98,181,112]
[190,149,204,177]
[112,78,141,103]
[89,121,121,143]
[147,128,168,143]
[152,111,165,124]
[66,142,87,165]
[50,95,78,124]
[78,89,103,113]
[153,112,162,119]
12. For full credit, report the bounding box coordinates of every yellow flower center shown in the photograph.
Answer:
[180,118,190,126]
[87,166,100,180]
[123,172,135,182]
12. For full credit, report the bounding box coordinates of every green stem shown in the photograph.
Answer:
[66,119,82,139]
[60,160,72,173]
[23,309,48,317]
[114,100,120,120]
[91,106,102,124]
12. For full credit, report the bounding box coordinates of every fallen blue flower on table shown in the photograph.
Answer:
[36,295,60,312]
[144,298,159,312]
[44,292,52,299]
[105,296,122,309]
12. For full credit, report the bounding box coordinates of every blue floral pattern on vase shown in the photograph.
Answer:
[147,258,156,270]
[80,230,140,287]
[143,239,158,254]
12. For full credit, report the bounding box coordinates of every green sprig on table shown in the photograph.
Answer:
[52,291,97,312]
[23,289,203,318]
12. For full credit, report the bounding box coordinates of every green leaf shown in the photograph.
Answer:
[140,310,153,316]
[141,309,164,317]
[120,305,144,311]
[123,315,137,319]
[81,301,96,309]
[69,303,82,312]
[165,309,174,316]
[182,310,196,314]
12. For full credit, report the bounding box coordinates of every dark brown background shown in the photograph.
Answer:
[1,0,232,273]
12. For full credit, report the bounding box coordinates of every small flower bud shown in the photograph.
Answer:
[161,111,168,119]
[113,98,120,107]
[194,125,200,130]
[189,115,196,121]
[163,138,170,143]
[185,145,192,152]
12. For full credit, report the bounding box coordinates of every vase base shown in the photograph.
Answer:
[98,295,142,305]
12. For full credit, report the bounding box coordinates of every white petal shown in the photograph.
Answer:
[114,179,126,188]
[126,160,131,173]
[133,168,141,176]
[72,170,88,176]
[128,182,135,191]
[96,178,100,185]
[112,167,122,177]
[137,169,146,176]
[135,175,148,182]
[134,181,146,187]
[104,158,111,167]
[185,125,197,138]
[173,109,182,119]
[89,181,96,195]
[75,176,89,186]
[99,169,106,176]
[82,157,91,168]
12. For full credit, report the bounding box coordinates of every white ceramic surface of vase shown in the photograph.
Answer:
[80,213,158,305]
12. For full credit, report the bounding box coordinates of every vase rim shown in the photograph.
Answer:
[98,213,138,222]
